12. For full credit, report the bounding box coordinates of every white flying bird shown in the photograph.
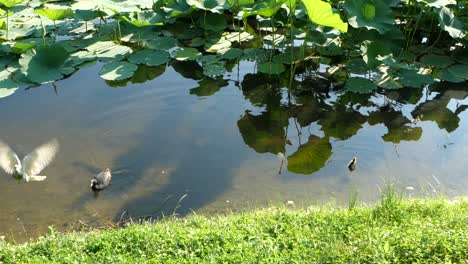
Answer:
[0,139,59,182]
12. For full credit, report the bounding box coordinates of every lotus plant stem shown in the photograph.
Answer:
[269,18,276,61]
[117,20,121,44]
[40,18,46,46]
[6,9,8,40]
[405,9,423,51]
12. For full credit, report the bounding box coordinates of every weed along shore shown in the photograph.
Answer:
[1,194,467,263]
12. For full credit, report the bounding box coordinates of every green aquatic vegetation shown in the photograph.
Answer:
[0,0,465,99]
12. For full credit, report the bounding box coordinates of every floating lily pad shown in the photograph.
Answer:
[99,61,138,81]
[173,47,202,61]
[144,36,177,51]
[345,77,377,93]
[287,135,332,175]
[258,62,285,74]
[205,37,231,53]
[420,54,453,68]
[19,45,72,84]
[128,50,170,66]
[242,48,270,62]
[85,41,132,62]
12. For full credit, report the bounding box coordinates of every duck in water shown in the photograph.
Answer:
[347,157,357,171]
[90,168,112,190]
[0,139,59,182]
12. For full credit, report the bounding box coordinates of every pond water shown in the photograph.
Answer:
[1,61,467,242]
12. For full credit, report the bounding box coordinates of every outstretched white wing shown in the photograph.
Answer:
[0,140,21,175]
[22,138,59,176]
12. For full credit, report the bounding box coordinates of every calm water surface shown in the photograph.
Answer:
[1,61,467,241]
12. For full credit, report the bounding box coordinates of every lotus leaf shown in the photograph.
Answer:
[344,0,394,34]
[122,11,166,27]
[375,73,403,89]
[200,13,227,32]
[227,0,254,8]
[99,61,138,81]
[242,48,270,62]
[439,64,468,83]
[242,0,286,18]
[19,45,72,84]
[360,40,392,68]
[144,36,177,50]
[287,135,332,175]
[0,0,24,8]
[346,58,370,74]
[128,50,170,66]
[302,0,348,32]
[74,9,106,21]
[218,48,243,59]
[438,7,465,39]
[174,47,202,61]
[258,62,285,74]
[345,77,377,93]
[154,0,192,18]
[85,41,133,62]
[186,0,228,13]
[34,8,73,21]
[205,37,231,53]
[396,69,434,88]
[420,54,453,68]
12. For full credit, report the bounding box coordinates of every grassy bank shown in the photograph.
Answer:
[1,195,467,263]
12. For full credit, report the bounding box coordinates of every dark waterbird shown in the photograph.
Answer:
[347,157,357,171]
[91,168,112,190]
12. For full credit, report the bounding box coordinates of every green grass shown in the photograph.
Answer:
[0,195,467,263]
